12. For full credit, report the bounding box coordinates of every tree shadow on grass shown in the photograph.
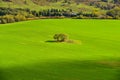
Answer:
[0,60,120,80]
[116,64,120,80]
[45,40,57,43]
[117,69,120,80]
[0,69,7,80]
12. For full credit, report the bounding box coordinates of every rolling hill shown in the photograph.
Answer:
[0,19,120,80]
[0,0,120,80]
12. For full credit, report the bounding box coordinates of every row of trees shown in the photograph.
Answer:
[0,7,31,16]
[31,0,120,5]
[38,9,77,17]
[0,7,120,24]
[37,8,120,19]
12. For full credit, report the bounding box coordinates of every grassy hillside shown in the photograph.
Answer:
[0,0,41,10]
[0,19,120,80]
[0,0,105,10]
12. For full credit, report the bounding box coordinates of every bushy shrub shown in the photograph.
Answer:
[0,15,16,24]
[53,34,68,42]
[26,14,35,18]
[14,14,26,22]
[2,15,15,23]
[0,18,7,24]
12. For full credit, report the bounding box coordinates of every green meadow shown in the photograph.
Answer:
[0,19,120,80]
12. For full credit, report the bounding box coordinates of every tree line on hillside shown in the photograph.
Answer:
[31,0,120,5]
[0,7,120,24]
[2,0,120,8]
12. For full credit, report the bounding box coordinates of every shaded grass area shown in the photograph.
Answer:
[0,60,120,80]
[0,69,6,80]
[45,40,57,43]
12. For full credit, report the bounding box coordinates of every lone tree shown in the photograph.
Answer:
[53,33,68,42]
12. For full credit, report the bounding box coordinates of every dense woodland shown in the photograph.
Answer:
[0,0,120,24]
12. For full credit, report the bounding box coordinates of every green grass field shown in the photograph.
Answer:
[0,19,120,80]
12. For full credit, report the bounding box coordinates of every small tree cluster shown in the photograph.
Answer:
[0,14,27,24]
[53,34,68,42]
[106,7,120,19]
[14,14,26,22]
[0,15,14,24]
[89,2,115,10]
[0,7,36,24]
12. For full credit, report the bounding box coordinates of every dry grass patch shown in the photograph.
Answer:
[66,40,82,44]
[98,61,120,68]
